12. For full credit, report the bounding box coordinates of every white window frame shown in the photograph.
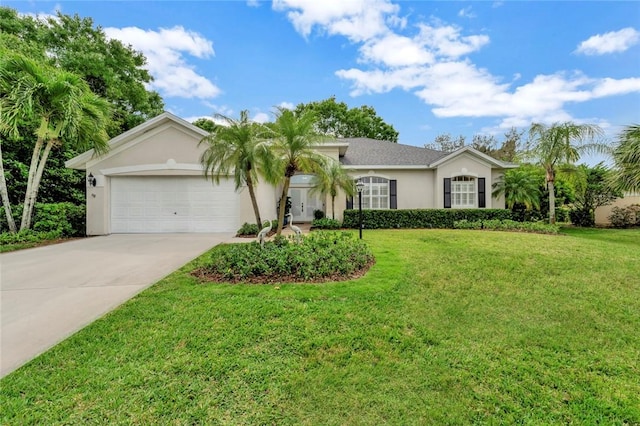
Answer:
[451,176,476,208]
[359,176,390,210]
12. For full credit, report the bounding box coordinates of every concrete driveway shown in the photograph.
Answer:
[0,233,233,378]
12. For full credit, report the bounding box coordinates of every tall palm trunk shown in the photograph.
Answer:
[21,139,53,230]
[546,168,556,225]
[20,136,44,230]
[0,141,17,233]
[331,195,335,220]
[245,172,262,228]
[276,176,292,236]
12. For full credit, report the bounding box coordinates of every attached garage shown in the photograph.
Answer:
[110,176,239,233]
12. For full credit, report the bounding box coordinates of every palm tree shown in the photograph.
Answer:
[199,110,272,228]
[310,160,355,219]
[269,107,328,235]
[609,124,640,193]
[0,53,111,230]
[528,122,604,224]
[492,167,542,210]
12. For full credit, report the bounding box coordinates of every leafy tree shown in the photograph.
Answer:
[294,96,399,142]
[425,133,465,152]
[192,118,220,134]
[310,160,355,219]
[199,110,272,228]
[527,122,604,224]
[609,124,640,193]
[270,108,328,235]
[570,164,621,227]
[471,128,523,162]
[0,53,111,231]
[492,167,542,210]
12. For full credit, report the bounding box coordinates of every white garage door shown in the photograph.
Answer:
[111,176,239,233]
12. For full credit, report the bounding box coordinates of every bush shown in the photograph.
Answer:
[313,209,325,220]
[311,218,341,229]
[0,229,62,245]
[556,206,571,223]
[609,204,640,228]
[569,208,594,227]
[453,219,560,234]
[197,231,374,283]
[1,203,85,236]
[342,209,513,229]
[236,222,259,236]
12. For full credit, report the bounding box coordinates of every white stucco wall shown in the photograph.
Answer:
[434,153,502,208]
[595,194,640,225]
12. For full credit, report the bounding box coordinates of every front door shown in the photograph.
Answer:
[289,188,322,222]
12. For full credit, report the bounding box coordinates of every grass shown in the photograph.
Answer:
[1,228,639,424]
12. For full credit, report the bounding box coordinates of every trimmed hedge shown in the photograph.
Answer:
[342,209,513,229]
[454,219,560,234]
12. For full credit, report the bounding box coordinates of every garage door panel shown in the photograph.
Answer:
[111,176,238,233]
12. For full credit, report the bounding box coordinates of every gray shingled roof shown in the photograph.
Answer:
[339,138,448,167]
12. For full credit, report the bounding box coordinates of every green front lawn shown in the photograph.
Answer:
[2,228,639,424]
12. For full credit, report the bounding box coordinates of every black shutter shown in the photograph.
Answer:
[478,178,486,208]
[346,196,353,210]
[444,178,451,208]
[390,180,397,209]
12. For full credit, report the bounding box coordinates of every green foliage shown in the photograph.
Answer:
[1,202,84,236]
[199,231,373,282]
[453,219,560,234]
[294,96,399,142]
[236,222,260,236]
[342,209,513,229]
[608,204,640,228]
[569,208,594,227]
[311,218,341,229]
[0,229,62,246]
[310,159,354,219]
[609,124,640,192]
[471,128,523,162]
[425,133,465,151]
[492,166,542,210]
[313,209,325,220]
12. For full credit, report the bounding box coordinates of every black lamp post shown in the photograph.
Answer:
[356,179,365,239]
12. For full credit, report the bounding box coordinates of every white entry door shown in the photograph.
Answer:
[111,176,239,233]
[289,188,323,222]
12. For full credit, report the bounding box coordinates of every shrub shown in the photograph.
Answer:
[236,222,259,236]
[311,218,341,229]
[569,208,594,227]
[556,206,571,223]
[197,231,374,283]
[1,203,84,236]
[609,204,640,228]
[453,219,560,234]
[342,209,513,229]
[313,209,325,220]
[0,229,63,245]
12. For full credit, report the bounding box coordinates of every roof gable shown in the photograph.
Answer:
[66,112,209,170]
[339,138,447,167]
[429,146,518,169]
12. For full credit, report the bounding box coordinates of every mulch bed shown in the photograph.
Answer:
[191,258,375,284]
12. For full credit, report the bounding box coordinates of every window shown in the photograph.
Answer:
[360,176,389,209]
[451,176,475,208]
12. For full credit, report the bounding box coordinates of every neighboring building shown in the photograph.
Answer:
[66,112,517,235]
[595,192,640,226]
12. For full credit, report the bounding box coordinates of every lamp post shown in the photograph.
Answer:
[356,178,365,239]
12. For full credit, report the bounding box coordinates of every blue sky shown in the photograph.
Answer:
[8,0,640,153]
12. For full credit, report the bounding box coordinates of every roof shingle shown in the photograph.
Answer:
[338,138,448,166]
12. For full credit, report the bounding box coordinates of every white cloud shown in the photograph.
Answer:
[247,0,261,7]
[360,33,434,67]
[278,101,295,110]
[253,112,271,123]
[104,26,221,99]
[416,24,489,58]
[575,27,640,55]
[458,6,476,19]
[272,0,399,42]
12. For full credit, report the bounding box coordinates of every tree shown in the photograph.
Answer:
[527,122,604,224]
[570,164,621,226]
[491,167,542,210]
[192,118,219,134]
[609,124,640,193]
[270,108,328,235]
[199,110,271,228]
[294,96,399,142]
[0,53,111,230]
[471,128,523,162]
[310,160,355,219]
[425,133,465,152]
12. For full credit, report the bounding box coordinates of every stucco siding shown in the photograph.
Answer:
[434,153,494,208]
[595,194,640,225]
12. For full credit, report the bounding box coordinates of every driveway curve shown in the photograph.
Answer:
[1,233,232,378]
